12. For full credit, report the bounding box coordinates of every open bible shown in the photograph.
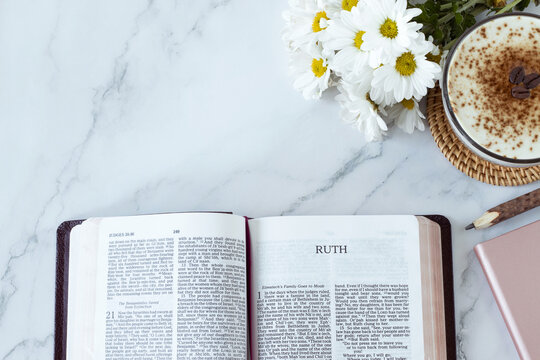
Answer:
[55,213,456,360]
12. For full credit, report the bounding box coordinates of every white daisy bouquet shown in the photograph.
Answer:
[283,0,539,141]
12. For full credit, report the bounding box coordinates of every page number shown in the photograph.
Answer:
[173,229,180,234]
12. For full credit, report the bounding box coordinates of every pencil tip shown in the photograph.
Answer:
[465,223,475,230]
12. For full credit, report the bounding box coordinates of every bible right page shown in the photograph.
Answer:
[248,215,424,360]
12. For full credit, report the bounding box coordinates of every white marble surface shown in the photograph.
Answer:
[0,1,538,359]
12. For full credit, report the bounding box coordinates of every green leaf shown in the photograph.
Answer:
[455,13,464,25]
[428,14,440,27]
[412,0,538,50]
[434,28,445,41]
[424,0,437,12]
[463,13,476,28]
[516,0,531,10]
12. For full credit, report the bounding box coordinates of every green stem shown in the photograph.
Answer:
[439,0,485,23]
[440,3,455,10]
[439,12,455,24]
[458,0,484,12]
[443,38,458,51]
[496,0,523,14]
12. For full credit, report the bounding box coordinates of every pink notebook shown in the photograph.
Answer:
[474,220,540,360]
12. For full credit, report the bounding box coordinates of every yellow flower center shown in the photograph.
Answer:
[354,31,365,49]
[380,18,398,39]
[311,58,327,78]
[366,93,378,110]
[426,51,442,64]
[312,11,329,32]
[401,98,415,110]
[395,52,417,76]
[342,0,358,11]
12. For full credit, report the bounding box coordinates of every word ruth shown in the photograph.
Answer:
[315,245,348,254]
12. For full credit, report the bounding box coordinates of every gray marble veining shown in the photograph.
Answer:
[0,1,539,359]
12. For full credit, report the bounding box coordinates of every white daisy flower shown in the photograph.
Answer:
[324,4,382,73]
[282,0,329,51]
[387,98,426,134]
[289,44,333,99]
[371,36,441,104]
[324,0,361,19]
[425,36,448,80]
[336,73,388,142]
[361,0,422,59]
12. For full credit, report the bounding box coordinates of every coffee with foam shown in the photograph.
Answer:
[445,14,540,162]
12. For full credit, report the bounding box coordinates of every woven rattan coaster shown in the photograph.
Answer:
[426,87,540,186]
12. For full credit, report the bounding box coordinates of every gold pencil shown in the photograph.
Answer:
[465,188,540,230]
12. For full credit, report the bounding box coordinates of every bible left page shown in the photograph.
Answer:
[67,213,247,360]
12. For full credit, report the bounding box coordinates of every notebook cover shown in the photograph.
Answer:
[474,220,540,360]
[55,215,456,360]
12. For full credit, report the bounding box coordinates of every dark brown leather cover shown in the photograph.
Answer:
[54,215,455,360]
[55,220,84,360]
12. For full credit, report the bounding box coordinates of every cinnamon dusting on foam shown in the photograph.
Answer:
[447,15,540,160]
